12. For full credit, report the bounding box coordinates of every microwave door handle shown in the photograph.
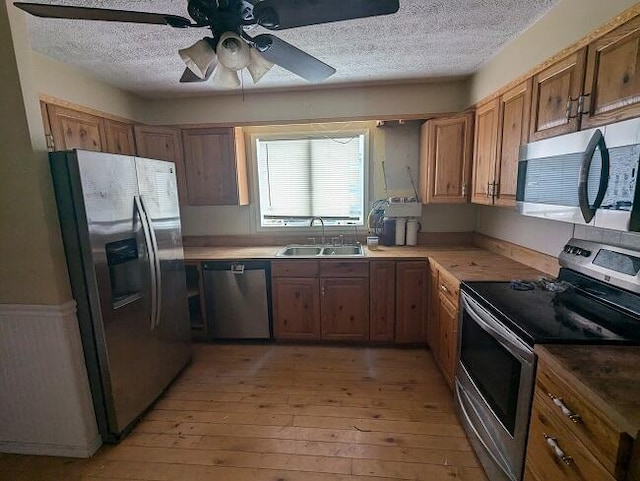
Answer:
[139,196,162,330]
[578,129,610,223]
[134,196,157,330]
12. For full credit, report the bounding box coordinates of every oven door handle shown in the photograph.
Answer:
[461,294,534,364]
[456,380,517,480]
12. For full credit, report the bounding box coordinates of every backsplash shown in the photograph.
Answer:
[573,225,640,250]
[476,205,640,258]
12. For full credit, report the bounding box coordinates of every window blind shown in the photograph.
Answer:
[256,134,365,226]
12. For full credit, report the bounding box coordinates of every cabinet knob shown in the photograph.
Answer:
[547,393,582,423]
[544,434,573,466]
[440,284,448,293]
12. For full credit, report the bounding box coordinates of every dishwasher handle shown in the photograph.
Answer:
[202,260,271,272]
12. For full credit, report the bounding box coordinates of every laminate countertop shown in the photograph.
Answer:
[536,344,640,440]
[183,245,548,282]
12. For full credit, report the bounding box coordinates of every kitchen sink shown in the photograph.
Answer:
[277,246,323,256]
[321,245,364,256]
[276,244,364,257]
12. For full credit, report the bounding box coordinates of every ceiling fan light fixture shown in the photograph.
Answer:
[213,64,241,89]
[216,32,251,71]
[247,48,273,84]
[178,38,217,79]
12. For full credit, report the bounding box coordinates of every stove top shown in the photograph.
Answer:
[462,269,640,346]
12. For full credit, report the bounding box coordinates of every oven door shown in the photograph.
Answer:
[455,292,535,481]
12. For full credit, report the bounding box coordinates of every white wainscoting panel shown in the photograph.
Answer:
[0,301,101,457]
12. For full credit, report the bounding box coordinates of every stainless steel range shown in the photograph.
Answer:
[454,238,640,481]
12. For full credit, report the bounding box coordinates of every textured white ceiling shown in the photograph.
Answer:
[21,0,559,98]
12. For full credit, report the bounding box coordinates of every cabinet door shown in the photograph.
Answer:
[46,104,105,151]
[427,267,439,353]
[495,79,532,207]
[272,278,320,340]
[134,125,187,205]
[419,114,473,204]
[582,16,640,129]
[369,261,395,342]
[529,49,587,141]
[471,99,499,205]
[437,292,458,389]
[103,119,136,155]
[395,261,428,343]
[181,127,246,206]
[321,278,369,341]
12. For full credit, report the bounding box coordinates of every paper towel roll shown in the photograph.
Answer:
[406,219,419,246]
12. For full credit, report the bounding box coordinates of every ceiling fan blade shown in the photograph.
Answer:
[253,0,399,30]
[254,34,335,83]
[180,64,215,83]
[13,2,193,28]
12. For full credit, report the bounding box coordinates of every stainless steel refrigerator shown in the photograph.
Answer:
[50,149,192,442]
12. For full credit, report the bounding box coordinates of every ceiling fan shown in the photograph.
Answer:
[14,0,401,88]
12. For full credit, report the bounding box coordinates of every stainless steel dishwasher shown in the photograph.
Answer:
[202,261,272,340]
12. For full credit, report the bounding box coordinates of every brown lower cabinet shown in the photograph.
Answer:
[320,277,369,341]
[428,262,461,389]
[395,261,428,344]
[272,277,321,340]
[524,347,637,481]
[272,259,430,344]
[369,261,396,342]
[272,260,321,340]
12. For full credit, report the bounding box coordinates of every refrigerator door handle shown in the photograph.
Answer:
[134,195,157,330]
[139,196,162,329]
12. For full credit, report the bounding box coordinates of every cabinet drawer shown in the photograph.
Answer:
[437,268,459,307]
[536,359,633,479]
[526,391,615,481]
[320,260,369,278]
[272,260,319,278]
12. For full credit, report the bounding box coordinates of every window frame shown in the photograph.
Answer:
[250,128,370,234]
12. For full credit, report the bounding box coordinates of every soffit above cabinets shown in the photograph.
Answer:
[20,0,558,98]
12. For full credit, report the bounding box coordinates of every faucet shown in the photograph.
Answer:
[310,216,325,245]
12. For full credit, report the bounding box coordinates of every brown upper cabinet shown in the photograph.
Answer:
[103,119,136,156]
[582,15,640,129]
[528,15,640,140]
[495,79,532,206]
[45,104,106,152]
[529,49,586,142]
[181,127,249,206]
[45,103,137,155]
[134,125,188,205]
[419,113,473,204]
[472,81,532,207]
[471,99,499,205]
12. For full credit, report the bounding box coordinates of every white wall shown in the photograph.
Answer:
[143,80,470,126]
[476,206,575,256]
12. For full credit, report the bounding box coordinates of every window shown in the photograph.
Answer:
[256,133,366,227]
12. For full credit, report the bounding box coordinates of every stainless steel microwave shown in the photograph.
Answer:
[516,117,640,232]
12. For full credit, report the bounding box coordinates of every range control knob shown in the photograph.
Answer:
[580,249,591,257]
[563,244,573,253]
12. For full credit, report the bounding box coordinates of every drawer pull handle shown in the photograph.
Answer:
[548,393,582,423]
[544,434,573,465]
[440,284,448,293]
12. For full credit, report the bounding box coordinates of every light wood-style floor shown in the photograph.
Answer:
[0,344,488,481]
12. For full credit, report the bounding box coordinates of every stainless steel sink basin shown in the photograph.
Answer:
[275,244,365,257]
[277,246,323,256]
[321,245,364,256]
